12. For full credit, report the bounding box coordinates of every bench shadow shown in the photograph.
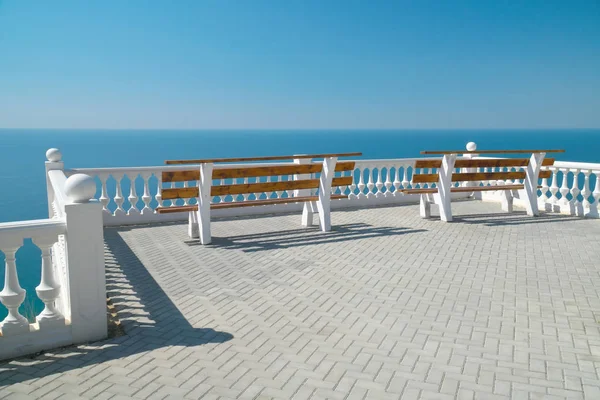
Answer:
[186,222,427,253]
[451,211,582,226]
[0,230,233,386]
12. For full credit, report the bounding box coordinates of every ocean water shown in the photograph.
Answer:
[0,129,599,320]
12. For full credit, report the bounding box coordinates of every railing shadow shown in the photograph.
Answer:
[0,229,233,386]
[452,211,582,226]
[188,222,427,253]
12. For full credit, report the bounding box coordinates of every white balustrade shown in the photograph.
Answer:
[0,151,107,360]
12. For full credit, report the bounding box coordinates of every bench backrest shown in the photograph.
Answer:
[160,153,360,202]
[412,157,556,184]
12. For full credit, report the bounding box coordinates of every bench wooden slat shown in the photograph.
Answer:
[155,194,349,214]
[414,157,555,169]
[162,176,354,200]
[162,161,356,183]
[412,170,551,184]
[400,184,527,195]
[165,152,362,165]
[420,149,564,155]
[451,171,526,182]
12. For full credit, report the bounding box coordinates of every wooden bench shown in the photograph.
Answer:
[400,149,565,222]
[156,153,361,244]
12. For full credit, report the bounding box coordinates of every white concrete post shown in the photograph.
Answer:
[463,142,479,188]
[45,148,64,219]
[197,163,214,245]
[294,156,315,227]
[316,157,337,232]
[63,174,107,343]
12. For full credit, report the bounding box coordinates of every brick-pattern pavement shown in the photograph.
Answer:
[2,201,600,399]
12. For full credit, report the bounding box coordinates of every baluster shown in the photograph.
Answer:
[0,245,29,335]
[98,174,110,213]
[392,166,401,194]
[242,177,250,201]
[549,167,559,203]
[181,180,190,206]
[169,181,177,207]
[275,175,284,199]
[349,168,358,199]
[375,167,384,197]
[540,170,550,203]
[140,173,153,214]
[402,166,410,189]
[384,166,393,196]
[113,173,126,215]
[357,167,366,198]
[570,169,581,210]
[128,174,140,215]
[33,236,65,328]
[559,169,570,206]
[581,170,592,211]
[366,169,375,198]
[156,173,164,208]
[592,171,600,216]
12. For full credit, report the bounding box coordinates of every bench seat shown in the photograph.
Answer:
[156,194,348,213]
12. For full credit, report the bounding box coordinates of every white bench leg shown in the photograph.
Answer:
[420,194,431,218]
[434,193,453,222]
[188,211,199,238]
[501,190,514,213]
[301,201,315,227]
[197,163,213,245]
[316,157,336,232]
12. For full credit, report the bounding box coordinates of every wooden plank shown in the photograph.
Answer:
[335,161,356,171]
[414,160,442,169]
[454,158,530,168]
[539,170,552,179]
[401,184,527,195]
[155,193,349,213]
[421,149,564,155]
[414,157,556,170]
[162,176,354,199]
[331,176,354,187]
[398,188,438,194]
[451,171,526,182]
[212,179,320,196]
[162,170,199,183]
[450,184,525,192]
[161,187,200,200]
[156,205,197,214]
[412,174,439,183]
[165,152,363,165]
[212,163,323,180]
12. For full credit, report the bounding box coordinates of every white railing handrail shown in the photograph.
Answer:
[552,161,600,171]
[0,219,66,246]
[48,170,69,218]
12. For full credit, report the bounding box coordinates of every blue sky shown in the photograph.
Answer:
[0,0,599,129]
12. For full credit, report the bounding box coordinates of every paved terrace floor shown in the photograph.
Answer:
[2,201,600,400]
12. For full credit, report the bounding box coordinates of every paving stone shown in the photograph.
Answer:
[1,202,600,399]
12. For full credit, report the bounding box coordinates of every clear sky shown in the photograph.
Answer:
[0,0,599,129]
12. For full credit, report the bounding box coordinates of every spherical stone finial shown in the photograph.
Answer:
[466,142,477,152]
[65,174,96,203]
[46,148,62,162]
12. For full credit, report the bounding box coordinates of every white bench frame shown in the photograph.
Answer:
[190,157,339,244]
[420,152,546,222]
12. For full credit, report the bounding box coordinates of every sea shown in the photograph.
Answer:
[1,129,599,320]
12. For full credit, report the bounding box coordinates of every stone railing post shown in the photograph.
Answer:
[63,173,107,343]
[462,141,478,188]
[45,148,64,219]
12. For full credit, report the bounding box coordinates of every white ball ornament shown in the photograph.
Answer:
[466,142,477,152]
[46,148,62,162]
[65,174,96,203]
